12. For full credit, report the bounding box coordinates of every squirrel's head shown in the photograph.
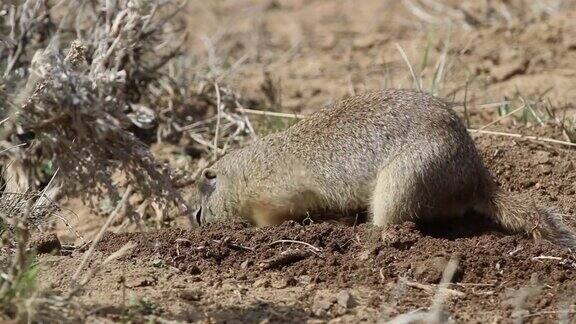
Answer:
[193,164,239,225]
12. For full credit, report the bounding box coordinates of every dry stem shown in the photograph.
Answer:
[71,185,132,284]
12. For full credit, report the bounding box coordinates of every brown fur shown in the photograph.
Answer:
[193,89,576,249]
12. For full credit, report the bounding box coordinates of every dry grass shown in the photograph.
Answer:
[403,0,566,29]
[0,185,85,322]
[1,0,186,208]
[0,183,143,322]
[0,0,256,228]
[0,0,253,321]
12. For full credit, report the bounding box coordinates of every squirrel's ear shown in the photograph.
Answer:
[200,168,217,194]
[202,168,217,180]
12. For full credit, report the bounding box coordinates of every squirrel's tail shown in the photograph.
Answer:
[485,190,576,249]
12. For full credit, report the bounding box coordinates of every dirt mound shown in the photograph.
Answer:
[92,218,576,322]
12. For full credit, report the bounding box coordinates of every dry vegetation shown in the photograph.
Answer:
[0,0,575,323]
[0,0,252,321]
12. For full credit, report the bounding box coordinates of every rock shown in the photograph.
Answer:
[336,290,353,308]
[414,256,462,284]
[312,299,333,317]
[357,250,373,261]
[533,150,551,165]
[179,289,202,301]
[187,265,201,275]
[381,222,420,249]
[151,259,166,268]
[240,259,251,269]
[297,275,312,285]
[126,276,157,288]
[30,233,61,254]
[272,277,288,289]
[537,164,552,175]
[312,293,336,317]
[521,179,536,188]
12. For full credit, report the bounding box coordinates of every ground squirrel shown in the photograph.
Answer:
[193,89,576,249]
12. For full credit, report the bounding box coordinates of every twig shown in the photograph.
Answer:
[175,238,192,256]
[395,42,421,91]
[477,101,511,109]
[452,101,512,110]
[212,238,255,252]
[430,256,460,322]
[386,310,431,324]
[463,80,470,127]
[259,248,310,269]
[33,168,59,210]
[468,129,576,147]
[71,185,132,284]
[213,82,223,161]
[404,280,465,297]
[236,107,306,119]
[531,255,563,261]
[479,105,526,130]
[269,239,322,253]
[0,143,27,155]
[68,241,135,299]
[454,282,495,287]
[388,260,463,324]
[402,0,444,24]
[508,246,523,256]
[522,310,576,319]
[188,134,225,154]
[224,99,576,150]
[235,102,523,121]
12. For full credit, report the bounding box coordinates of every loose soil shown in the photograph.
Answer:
[36,1,576,323]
